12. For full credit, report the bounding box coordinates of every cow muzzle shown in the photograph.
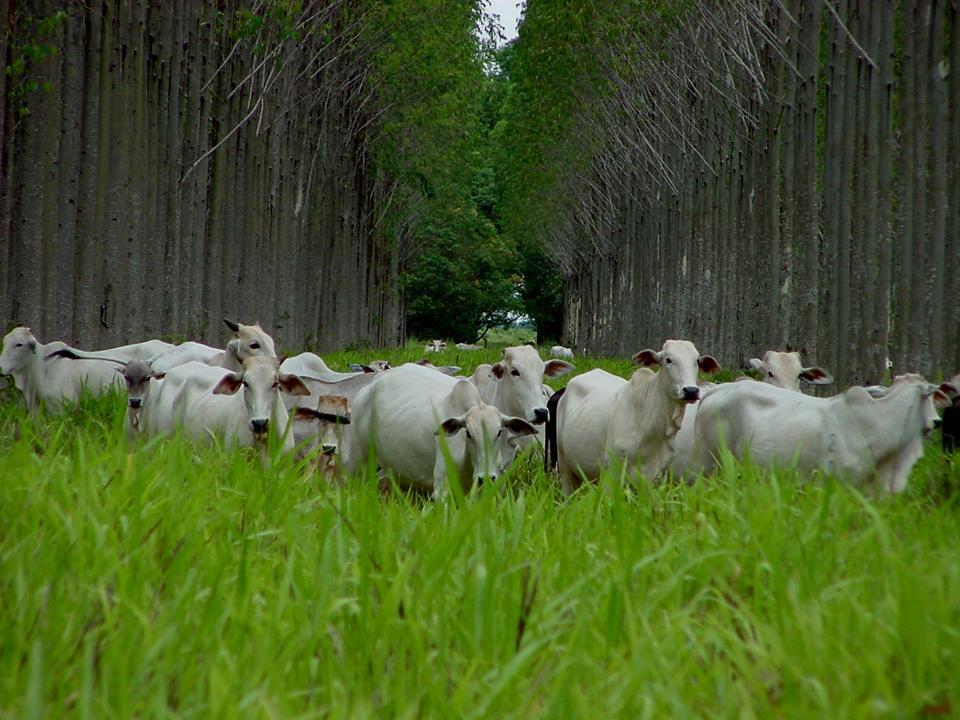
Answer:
[128,398,143,409]
[533,407,549,424]
[681,386,700,403]
[250,418,269,439]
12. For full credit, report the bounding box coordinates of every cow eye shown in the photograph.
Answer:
[511,369,520,377]
[767,372,774,378]
[250,342,260,349]
[665,357,672,364]
[15,342,23,348]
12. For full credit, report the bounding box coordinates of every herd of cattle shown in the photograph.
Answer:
[2,321,958,497]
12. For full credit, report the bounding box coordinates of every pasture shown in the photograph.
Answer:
[1,345,959,718]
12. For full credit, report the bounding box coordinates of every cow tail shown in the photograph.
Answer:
[544,387,566,472]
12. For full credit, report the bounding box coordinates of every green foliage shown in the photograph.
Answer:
[366,1,523,342]
[5,9,68,123]
[2,352,959,718]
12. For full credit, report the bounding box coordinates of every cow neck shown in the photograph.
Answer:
[16,344,45,412]
[846,383,922,463]
[623,367,685,440]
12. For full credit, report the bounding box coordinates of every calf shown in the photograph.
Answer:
[343,363,537,497]
[555,339,719,494]
[694,374,955,494]
[0,327,122,412]
[293,394,352,475]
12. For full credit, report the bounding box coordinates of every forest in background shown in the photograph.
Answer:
[3,0,960,386]
[499,0,960,386]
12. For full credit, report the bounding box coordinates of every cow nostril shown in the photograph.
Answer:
[682,386,700,401]
[534,407,549,423]
[250,419,269,433]
[128,399,142,408]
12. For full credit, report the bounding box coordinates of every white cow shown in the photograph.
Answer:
[550,345,574,360]
[455,342,482,350]
[671,351,834,478]
[155,357,310,455]
[470,345,574,429]
[748,350,832,391]
[693,373,955,494]
[424,340,447,353]
[556,339,719,494]
[343,363,538,497]
[0,327,123,412]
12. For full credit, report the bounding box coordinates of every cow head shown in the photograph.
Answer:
[871,374,957,436]
[632,339,720,403]
[295,394,352,454]
[749,350,833,392]
[223,318,276,364]
[213,357,310,442]
[438,401,538,485]
[116,360,165,419]
[0,327,39,376]
[490,345,574,424]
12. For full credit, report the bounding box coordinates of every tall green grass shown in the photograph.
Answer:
[1,350,958,718]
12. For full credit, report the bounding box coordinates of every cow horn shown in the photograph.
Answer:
[223,318,240,332]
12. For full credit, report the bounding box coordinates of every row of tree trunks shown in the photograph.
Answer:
[0,1,404,351]
[561,0,958,386]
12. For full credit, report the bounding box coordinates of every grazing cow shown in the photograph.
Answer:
[694,374,955,494]
[424,340,446,353]
[157,357,310,455]
[748,350,833,391]
[671,351,834,478]
[942,375,960,452]
[292,394,351,474]
[343,363,537,497]
[555,340,719,494]
[455,343,481,350]
[470,345,574,432]
[550,345,574,360]
[0,327,123,412]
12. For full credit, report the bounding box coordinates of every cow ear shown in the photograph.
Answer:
[491,363,505,379]
[698,355,721,374]
[544,360,574,378]
[749,358,765,372]
[213,374,243,395]
[932,389,952,409]
[437,416,466,436]
[632,349,660,367]
[279,373,311,396]
[502,416,538,437]
[864,385,888,399]
[223,318,240,332]
[939,382,960,402]
[800,366,833,385]
[449,379,478,407]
